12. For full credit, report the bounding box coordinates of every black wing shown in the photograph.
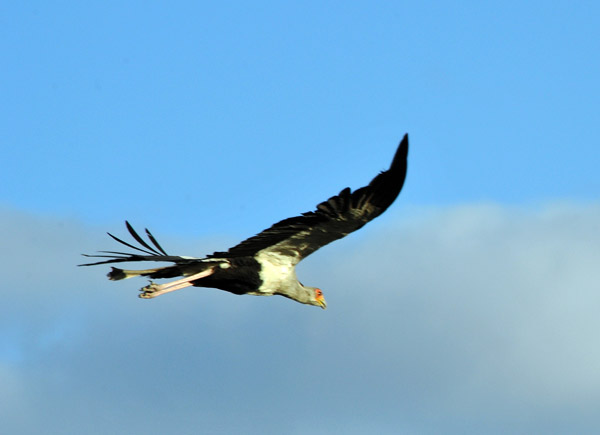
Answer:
[209,134,409,264]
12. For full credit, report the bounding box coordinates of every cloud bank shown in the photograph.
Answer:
[1,203,599,434]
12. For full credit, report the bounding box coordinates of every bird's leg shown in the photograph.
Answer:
[139,268,215,299]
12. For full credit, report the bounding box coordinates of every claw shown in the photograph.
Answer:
[139,291,155,299]
[139,282,161,298]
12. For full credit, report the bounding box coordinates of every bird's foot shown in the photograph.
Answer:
[139,281,161,299]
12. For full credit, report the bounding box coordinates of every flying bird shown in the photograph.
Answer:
[81,135,409,309]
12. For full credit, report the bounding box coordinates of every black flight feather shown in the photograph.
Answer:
[209,134,408,263]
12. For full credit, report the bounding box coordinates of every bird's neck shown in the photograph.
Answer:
[279,282,313,305]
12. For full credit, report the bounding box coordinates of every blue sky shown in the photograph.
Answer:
[1,2,599,434]
[3,1,598,234]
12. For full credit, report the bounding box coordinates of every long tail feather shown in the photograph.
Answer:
[125,221,165,255]
[106,232,155,255]
[145,227,168,256]
[79,221,197,267]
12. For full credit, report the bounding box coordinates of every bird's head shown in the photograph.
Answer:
[311,288,327,309]
[289,283,327,309]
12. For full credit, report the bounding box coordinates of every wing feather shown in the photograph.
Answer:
[209,135,408,263]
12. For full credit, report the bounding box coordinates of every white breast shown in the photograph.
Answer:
[254,250,298,295]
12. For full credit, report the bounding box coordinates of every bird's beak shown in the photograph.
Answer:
[317,297,327,310]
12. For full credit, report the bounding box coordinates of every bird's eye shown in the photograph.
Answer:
[315,289,322,296]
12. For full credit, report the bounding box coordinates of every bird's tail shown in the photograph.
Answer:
[79,221,206,280]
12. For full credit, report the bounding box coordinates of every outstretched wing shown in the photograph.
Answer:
[209,134,409,264]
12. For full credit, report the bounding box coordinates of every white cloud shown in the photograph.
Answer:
[1,203,599,434]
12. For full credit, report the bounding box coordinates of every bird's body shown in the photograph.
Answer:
[81,135,409,308]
